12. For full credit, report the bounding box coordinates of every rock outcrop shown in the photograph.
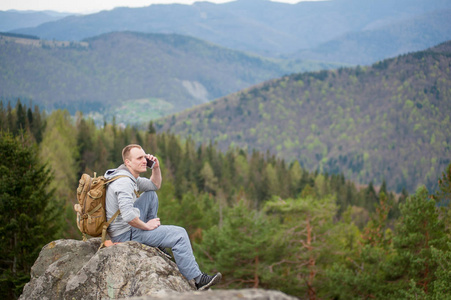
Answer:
[20,238,195,299]
[20,239,298,300]
[131,289,299,300]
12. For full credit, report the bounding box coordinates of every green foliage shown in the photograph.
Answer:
[361,192,393,248]
[0,100,45,144]
[2,106,450,299]
[392,186,449,296]
[40,110,78,200]
[433,163,451,207]
[326,192,397,298]
[194,201,275,289]
[429,244,451,299]
[326,244,399,299]
[328,182,451,299]
[0,133,63,298]
[159,191,219,243]
[264,195,338,298]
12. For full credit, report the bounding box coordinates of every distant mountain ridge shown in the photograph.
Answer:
[0,31,336,124]
[291,9,451,65]
[9,0,451,64]
[0,10,71,32]
[156,41,451,193]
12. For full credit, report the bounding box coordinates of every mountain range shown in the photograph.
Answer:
[7,0,451,65]
[155,41,451,193]
[2,0,450,194]
[292,8,451,65]
[0,10,71,32]
[0,31,336,124]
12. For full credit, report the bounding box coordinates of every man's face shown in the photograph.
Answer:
[126,147,147,175]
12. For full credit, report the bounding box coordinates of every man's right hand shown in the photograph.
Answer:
[129,217,160,231]
[146,218,161,230]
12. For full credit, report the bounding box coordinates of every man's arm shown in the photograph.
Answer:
[150,165,162,189]
[146,154,162,189]
[116,181,161,230]
[129,217,160,230]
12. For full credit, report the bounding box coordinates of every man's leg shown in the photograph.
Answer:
[134,190,159,222]
[132,191,221,288]
[133,191,171,258]
[133,224,202,280]
[132,191,202,280]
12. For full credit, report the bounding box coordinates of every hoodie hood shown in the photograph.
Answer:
[104,164,136,182]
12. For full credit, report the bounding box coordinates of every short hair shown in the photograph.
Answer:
[122,144,142,162]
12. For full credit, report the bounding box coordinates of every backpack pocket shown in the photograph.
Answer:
[85,214,104,237]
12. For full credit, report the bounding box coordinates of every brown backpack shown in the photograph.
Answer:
[74,172,128,248]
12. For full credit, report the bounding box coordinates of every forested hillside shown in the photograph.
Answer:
[0,31,334,124]
[157,41,451,193]
[1,102,451,299]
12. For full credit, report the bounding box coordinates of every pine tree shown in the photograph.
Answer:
[194,201,274,289]
[31,105,44,144]
[201,162,219,195]
[364,181,379,212]
[39,110,79,239]
[15,100,26,134]
[325,192,397,299]
[147,121,156,134]
[264,195,338,299]
[432,163,451,237]
[289,160,302,196]
[39,110,78,202]
[429,243,451,298]
[392,186,449,297]
[76,114,95,175]
[6,102,15,133]
[433,163,451,208]
[0,101,6,131]
[379,179,388,198]
[0,133,63,298]
[361,192,393,248]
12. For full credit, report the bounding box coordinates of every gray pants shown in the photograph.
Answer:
[111,191,202,280]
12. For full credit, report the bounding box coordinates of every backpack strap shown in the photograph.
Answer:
[100,209,121,249]
[106,174,141,197]
[105,174,130,185]
[99,175,133,249]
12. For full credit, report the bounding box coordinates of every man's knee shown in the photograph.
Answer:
[141,190,158,200]
[138,190,159,206]
[172,226,190,242]
[176,226,188,236]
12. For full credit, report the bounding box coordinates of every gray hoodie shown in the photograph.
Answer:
[104,164,158,237]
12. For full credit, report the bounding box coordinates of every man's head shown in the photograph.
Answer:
[122,144,147,177]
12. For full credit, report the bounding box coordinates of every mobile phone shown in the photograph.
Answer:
[146,157,155,169]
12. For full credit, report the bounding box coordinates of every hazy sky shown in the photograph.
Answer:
[1,0,323,14]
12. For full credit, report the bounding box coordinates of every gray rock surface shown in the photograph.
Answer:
[20,239,298,300]
[130,289,299,300]
[20,239,194,299]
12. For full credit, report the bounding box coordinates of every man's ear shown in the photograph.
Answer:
[124,159,130,167]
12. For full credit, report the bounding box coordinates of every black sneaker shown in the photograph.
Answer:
[195,272,222,290]
[157,247,173,260]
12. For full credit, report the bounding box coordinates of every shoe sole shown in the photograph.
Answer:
[156,247,173,260]
[198,273,222,291]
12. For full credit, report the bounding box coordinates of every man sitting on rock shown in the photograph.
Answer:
[104,144,222,290]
